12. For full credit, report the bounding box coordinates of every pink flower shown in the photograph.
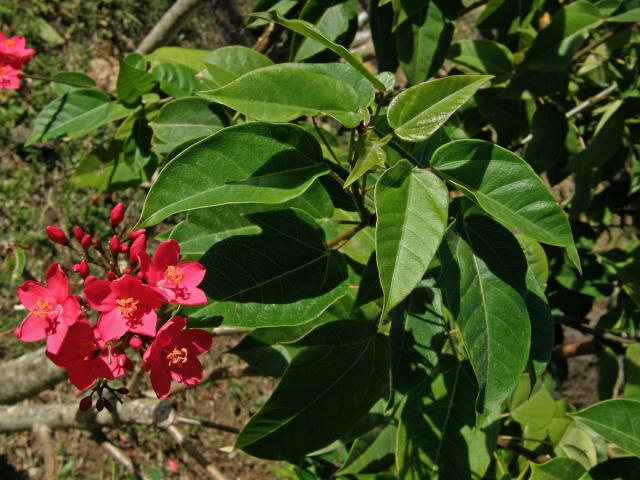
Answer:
[142,316,212,399]
[83,274,164,342]
[0,63,20,90]
[139,240,207,306]
[0,33,35,69]
[47,321,129,391]
[15,263,81,354]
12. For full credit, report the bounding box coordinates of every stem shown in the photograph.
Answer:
[312,117,340,164]
[573,24,630,62]
[555,315,637,345]
[496,437,551,463]
[460,0,488,17]
[325,222,367,250]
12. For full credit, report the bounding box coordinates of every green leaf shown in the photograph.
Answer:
[344,143,387,188]
[198,63,364,128]
[387,75,492,142]
[203,46,273,87]
[396,357,497,479]
[518,234,549,289]
[531,457,587,480]
[512,381,557,430]
[624,344,640,401]
[293,0,358,61]
[353,252,383,310]
[395,1,453,85]
[51,71,96,95]
[431,140,579,271]
[146,46,210,71]
[572,399,640,456]
[526,270,554,379]
[339,422,396,475]
[139,122,328,227]
[448,40,514,82]
[116,53,157,107]
[152,63,200,98]
[597,346,620,400]
[27,90,130,145]
[580,457,640,480]
[192,209,349,328]
[608,8,640,22]
[230,335,290,377]
[370,0,398,73]
[375,160,448,316]
[169,181,333,259]
[235,320,389,459]
[150,97,224,150]
[439,214,530,412]
[250,10,386,91]
[525,104,568,173]
[524,1,603,71]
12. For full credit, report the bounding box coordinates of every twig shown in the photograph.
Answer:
[555,315,637,345]
[325,222,367,250]
[573,24,630,62]
[460,0,488,17]
[33,422,58,480]
[497,436,551,463]
[553,339,598,359]
[253,22,275,53]
[166,425,229,480]
[175,416,240,434]
[312,117,340,164]
[91,429,148,480]
[211,326,251,336]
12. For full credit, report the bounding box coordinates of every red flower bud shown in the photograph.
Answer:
[91,194,100,205]
[129,234,147,265]
[123,267,132,275]
[109,235,120,257]
[96,397,104,411]
[77,258,89,278]
[73,226,84,242]
[110,202,125,228]
[136,271,144,280]
[117,387,130,395]
[107,271,117,281]
[81,234,92,250]
[84,275,96,286]
[128,229,146,240]
[79,396,92,411]
[119,242,129,253]
[129,336,143,349]
[45,225,69,246]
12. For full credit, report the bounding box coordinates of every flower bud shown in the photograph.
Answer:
[117,387,130,395]
[77,258,89,278]
[123,267,132,275]
[84,275,96,286]
[79,396,92,411]
[110,202,125,228]
[104,399,113,412]
[128,229,146,240]
[91,194,100,205]
[129,336,142,350]
[109,235,120,257]
[45,225,69,246]
[107,271,117,281]
[96,397,104,411]
[73,226,84,242]
[129,234,147,265]
[81,234,92,250]
[119,242,129,253]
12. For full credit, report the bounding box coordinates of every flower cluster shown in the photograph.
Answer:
[14,203,212,409]
[0,33,35,90]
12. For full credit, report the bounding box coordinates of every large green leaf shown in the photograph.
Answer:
[116,53,157,107]
[27,89,129,145]
[139,122,328,227]
[202,46,273,87]
[375,160,448,316]
[198,63,364,128]
[431,140,579,271]
[525,104,568,173]
[192,209,349,328]
[439,214,530,412]
[624,344,640,401]
[396,357,497,479]
[152,63,200,98]
[531,457,587,480]
[395,1,453,85]
[448,39,514,82]
[150,97,224,151]
[572,399,640,457]
[146,46,210,71]
[387,75,491,142]
[235,320,388,459]
[524,0,603,71]
[339,422,397,475]
[169,181,333,259]
[250,10,386,91]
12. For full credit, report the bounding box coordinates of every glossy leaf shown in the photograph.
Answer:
[387,75,491,142]
[250,10,386,91]
[193,209,349,328]
[27,90,129,145]
[202,46,273,87]
[396,357,497,479]
[235,320,389,459]
[572,399,640,457]
[139,122,328,227]
[375,160,448,316]
[198,63,363,128]
[439,214,530,412]
[431,140,579,271]
[531,457,587,480]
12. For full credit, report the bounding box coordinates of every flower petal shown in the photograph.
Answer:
[14,314,47,342]
[45,262,69,304]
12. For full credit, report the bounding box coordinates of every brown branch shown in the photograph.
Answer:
[555,316,636,346]
[497,436,551,463]
[0,347,66,404]
[573,24,630,62]
[325,222,367,250]
[553,339,597,359]
[33,422,58,480]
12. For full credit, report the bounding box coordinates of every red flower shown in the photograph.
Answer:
[47,321,129,391]
[15,263,81,354]
[0,63,20,90]
[142,316,212,399]
[83,274,164,342]
[0,33,35,69]
[110,202,125,228]
[139,240,207,306]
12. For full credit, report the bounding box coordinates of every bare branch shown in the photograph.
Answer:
[0,347,66,404]
[33,422,58,480]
